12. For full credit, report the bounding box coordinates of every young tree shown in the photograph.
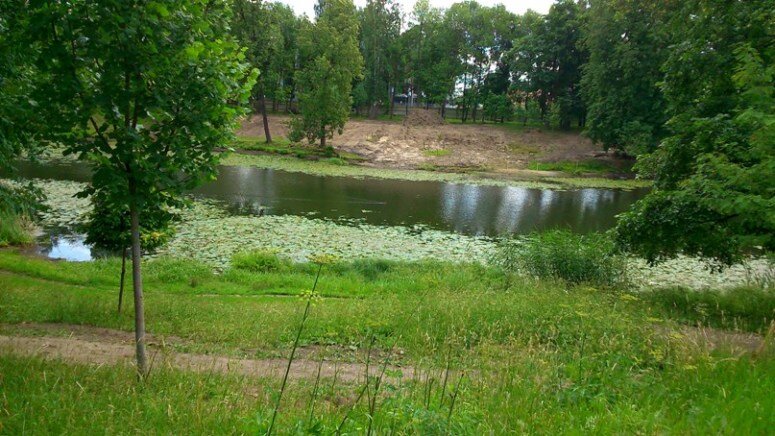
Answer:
[27,0,255,375]
[84,190,173,314]
[290,0,363,147]
[615,0,774,266]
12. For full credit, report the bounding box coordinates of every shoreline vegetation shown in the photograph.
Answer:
[38,143,651,190]
[7,178,772,291]
[220,152,651,190]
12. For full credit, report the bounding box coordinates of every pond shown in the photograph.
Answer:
[17,159,647,238]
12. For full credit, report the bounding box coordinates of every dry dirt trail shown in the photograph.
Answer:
[0,324,422,383]
[237,111,610,171]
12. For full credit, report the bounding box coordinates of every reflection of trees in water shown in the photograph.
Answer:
[441,184,641,236]
[40,230,96,261]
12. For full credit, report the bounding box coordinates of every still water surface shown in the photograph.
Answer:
[15,160,648,260]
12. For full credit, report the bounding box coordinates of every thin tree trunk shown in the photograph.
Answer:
[118,247,127,314]
[320,134,326,148]
[129,202,148,377]
[260,93,272,143]
[389,86,395,119]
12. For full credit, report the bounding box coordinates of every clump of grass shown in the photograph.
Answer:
[494,230,627,287]
[0,211,34,247]
[642,286,775,333]
[322,157,348,166]
[423,149,451,157]
[232,249,290,273]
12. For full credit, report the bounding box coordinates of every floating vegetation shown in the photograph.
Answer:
[16,178,772,290]
[220,153,651,190]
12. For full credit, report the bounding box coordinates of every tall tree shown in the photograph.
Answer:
[509,1,587,129]
[358,0,401,118]
[26,0,255,375]
[290,0,363,147]
[0,0,44,215]
[232,0,282,143]
[615,0,774,266]
[581,0,674,155]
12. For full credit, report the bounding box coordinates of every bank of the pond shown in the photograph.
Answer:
[21,179,774,290]
[220,153,651,190]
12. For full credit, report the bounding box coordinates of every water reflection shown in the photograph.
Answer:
[14,159,648,258]
[37,232,92,262]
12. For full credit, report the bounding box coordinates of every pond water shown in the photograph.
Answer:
[14,159,648,260]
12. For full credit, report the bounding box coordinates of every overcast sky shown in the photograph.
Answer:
[274,0,555,19]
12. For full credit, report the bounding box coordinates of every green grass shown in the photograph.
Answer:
[0,212,33,247]
[528,159,625,175]
[422,149,451,157]
[1,250,773,433]
[641,286,775,333]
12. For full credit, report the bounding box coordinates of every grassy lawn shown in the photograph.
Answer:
[1,249,773,433]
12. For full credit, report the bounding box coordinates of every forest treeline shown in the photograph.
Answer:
[231,0,772,156]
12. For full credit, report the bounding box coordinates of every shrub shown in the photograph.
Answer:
[231,249,288,273]
[493,230,627,287]
[0,212,33,247]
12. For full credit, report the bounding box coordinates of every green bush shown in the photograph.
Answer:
[493,230,627,286]
[0,212,33,247]
[231,249,289,273]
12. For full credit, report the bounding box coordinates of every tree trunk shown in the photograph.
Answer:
[129,202,148,377]
[260,94,272,143]
[118,247,127,314]
[389,86,395,119]
[320,134,326,148]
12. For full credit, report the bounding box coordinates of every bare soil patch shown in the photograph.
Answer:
[0,324,417,383]
[237,114,616,171]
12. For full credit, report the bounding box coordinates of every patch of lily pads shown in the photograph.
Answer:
[17,178,773,291]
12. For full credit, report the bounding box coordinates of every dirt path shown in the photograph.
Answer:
[0,324,417,383]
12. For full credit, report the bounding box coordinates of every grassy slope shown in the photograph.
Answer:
[1,250,773,433]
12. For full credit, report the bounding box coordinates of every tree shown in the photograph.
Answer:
[0,0,44,216]
[84,190,173,314]
[581,0,674,155]
[615,0,774,267]
[358,0,401,118]
[290,0,363,147]
[509,1,587,129]
[232,1,302,142]
[26,0,255,375]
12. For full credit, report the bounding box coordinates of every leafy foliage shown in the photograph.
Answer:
[581,0,674,155]
[290,0,363,147]
[615,0,775,266]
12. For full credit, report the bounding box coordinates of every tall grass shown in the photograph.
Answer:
[0,211,33,247]
[493,230,627,287]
